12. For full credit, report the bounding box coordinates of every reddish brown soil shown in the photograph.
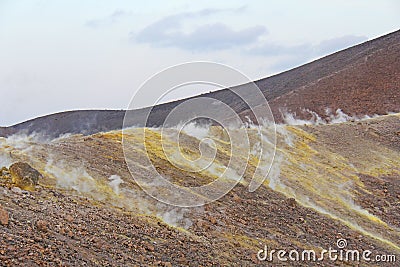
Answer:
[267,36,400,121]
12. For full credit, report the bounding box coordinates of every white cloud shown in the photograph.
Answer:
[86,9,131,28]
[247,35,368,70]
[133,8,267,51]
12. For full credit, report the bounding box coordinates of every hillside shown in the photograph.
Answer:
[1,30,399,138]
[0,114,399,265]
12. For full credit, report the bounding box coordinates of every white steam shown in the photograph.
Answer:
[180,121,210,140]
[45,159,99,194]
[155,202,204,229]
[156,205,194,229]
[108,175,124,195]
[0,133,51,168]
[0,152,12,168]
[282,108,379,125]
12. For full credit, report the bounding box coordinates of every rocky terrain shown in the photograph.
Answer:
[0,113,399,266]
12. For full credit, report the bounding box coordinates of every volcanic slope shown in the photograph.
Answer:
[0,113,399,266]
[1,29,399,138]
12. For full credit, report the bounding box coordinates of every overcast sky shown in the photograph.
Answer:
[1,0,399,126]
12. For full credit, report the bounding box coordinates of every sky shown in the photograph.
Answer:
[0,0,399,126]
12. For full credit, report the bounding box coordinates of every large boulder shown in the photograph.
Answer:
[9,162,42,190]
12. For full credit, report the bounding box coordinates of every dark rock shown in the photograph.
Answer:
[286,197,297,207]
[9,162,42,190]
[36,220,48,232]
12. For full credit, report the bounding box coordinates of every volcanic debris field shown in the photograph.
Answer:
[0,113,399,266]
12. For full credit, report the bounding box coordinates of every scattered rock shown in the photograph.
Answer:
[176,256,188,264]
[94,240,104,249]
[196,220,203,228]
[0,167,10,177]
[11,187,23,194]
[285,197,297,207]
[65,215,74,222]
[9,162,42,190]
[232,193,241,203]
[209,216,217,225]
[0,205,9,226]
[36,220,48,232]
[146,244,155,252]
[251,253,259,264]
